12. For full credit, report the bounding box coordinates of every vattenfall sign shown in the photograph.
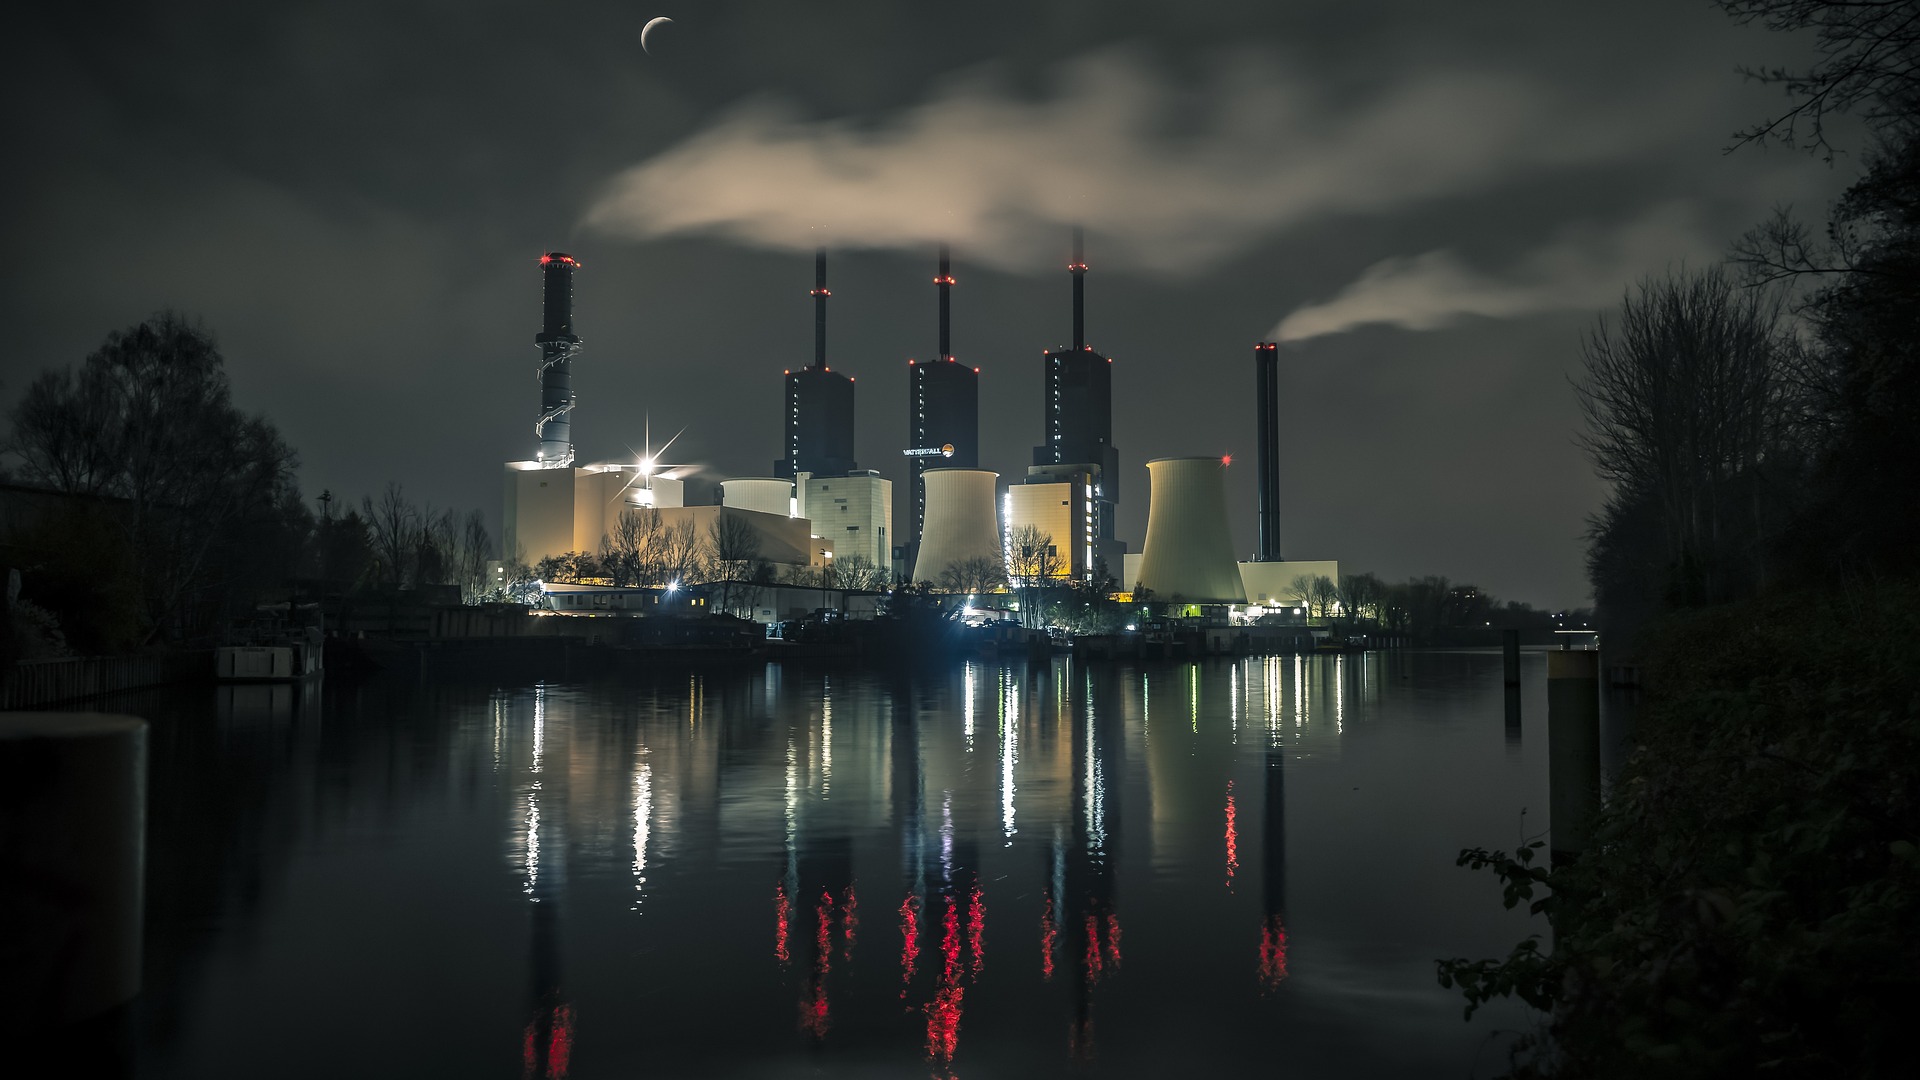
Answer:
[903,444,955,459]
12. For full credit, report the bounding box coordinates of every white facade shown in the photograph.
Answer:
[1134,456,1247,604]
[721,477,794,519]
[1238,560,1342,607]
[803,472,891,570]
[1004,471,1095,581]
[504,460,686,566]
[913,468,1001,586]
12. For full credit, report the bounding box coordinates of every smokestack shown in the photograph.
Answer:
[936,244,954,360]
[533,252,582,468]
[1070,227,1087,352]
[1255,342,1282,561]
[810,248,829,370]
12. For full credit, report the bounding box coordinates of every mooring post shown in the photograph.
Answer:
[1502,628,1520,687]
[0,712,148,1074]
[1547,650,1601,864]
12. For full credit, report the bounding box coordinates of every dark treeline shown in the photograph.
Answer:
[1445,4,1920,1077]
[0,313,501,658]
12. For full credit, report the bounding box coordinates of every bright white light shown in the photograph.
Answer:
[667,580,680,593]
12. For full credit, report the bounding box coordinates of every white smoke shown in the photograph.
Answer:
[583,48,1716,273]
[1271,202,1717,343]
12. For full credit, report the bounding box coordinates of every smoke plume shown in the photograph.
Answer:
[583,48,1712,273]
[1271,202,1716,343]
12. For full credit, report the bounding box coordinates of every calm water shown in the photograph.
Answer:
[122,651,1555,1078]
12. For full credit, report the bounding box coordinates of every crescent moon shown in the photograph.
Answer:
[641,16,672,55]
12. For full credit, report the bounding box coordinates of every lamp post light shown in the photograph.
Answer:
[820,549,833,614]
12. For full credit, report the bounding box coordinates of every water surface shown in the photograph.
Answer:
[127,651,1551,1078]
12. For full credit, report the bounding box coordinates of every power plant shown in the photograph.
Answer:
[905,245,979,564]
[778,250,858,480]
[1030,228,1122,571]
[500,231,1340,625]
[1254,342,1283,562]
[534,253,583,469]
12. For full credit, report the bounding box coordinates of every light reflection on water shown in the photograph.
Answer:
[136,652,1552,1079]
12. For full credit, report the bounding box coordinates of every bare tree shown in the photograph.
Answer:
[363,483,418,587]
[1718,0,1920,158]
[938,556,1006,596]
[831,553,890,593]
[706,513,763,615]
[1575,268,1792,607]
[1288,574,1316,612]
[659,518,704,588]
[6,312,301,643]
[1006,525,1064,628]
[1308,575,1339,620]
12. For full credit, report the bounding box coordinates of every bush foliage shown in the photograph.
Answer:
[1441,583,1920,1078]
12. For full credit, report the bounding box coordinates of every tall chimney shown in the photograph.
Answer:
[810,248,829,369]
[1070,227,1087,352]
[533,252,582,468]
[1255,342,1282,561]
[936,244,954,360]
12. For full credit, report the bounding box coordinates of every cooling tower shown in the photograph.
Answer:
[721,478,794,519]
[912,468,1001,586]
[1135,457,1248,604]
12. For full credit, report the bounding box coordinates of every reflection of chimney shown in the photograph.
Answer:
[1070,227,1087,352]
[811,249,830,370]
[1255,343,1282,561]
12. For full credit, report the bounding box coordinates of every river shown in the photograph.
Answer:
[124,650,1553,1078]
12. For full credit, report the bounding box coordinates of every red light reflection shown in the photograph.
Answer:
[1224,781,1239,886]
[773,882,791,965]
[1258,915,1290,991]
[1040,894,1058,981]
[841,886,859,958]
[899,894,922,993]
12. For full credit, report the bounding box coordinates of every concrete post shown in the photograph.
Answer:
[1547,651,1600,863]
[1501,628,1520,686]
[0,713,147,1041]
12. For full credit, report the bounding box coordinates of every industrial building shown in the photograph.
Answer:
[777,250,857,480]
[1133,457,1247,604]
[1032,228,1124,573]
[1119,345,1342,617]
[1003,464,1098,582]
[905,245,979,562]
[912,468,1002,586]
[495,240,1347,623]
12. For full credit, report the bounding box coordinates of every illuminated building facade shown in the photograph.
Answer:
[797,470,892,571]
[1004,465,1097,582]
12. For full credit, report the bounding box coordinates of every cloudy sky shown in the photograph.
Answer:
[1,1,1853,606]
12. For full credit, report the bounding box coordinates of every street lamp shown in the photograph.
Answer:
[820,549,833,614]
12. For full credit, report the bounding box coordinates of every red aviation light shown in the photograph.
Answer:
[973,367,980,373]
[934,275,956,286]
[810,287,831,297]
[1222,454,1232,467]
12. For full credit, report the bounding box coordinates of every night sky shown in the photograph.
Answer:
[1,1,1852,607]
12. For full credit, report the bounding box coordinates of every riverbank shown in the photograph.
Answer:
[1444,580,1920,1078]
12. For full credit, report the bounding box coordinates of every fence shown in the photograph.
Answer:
[1,651,210,709]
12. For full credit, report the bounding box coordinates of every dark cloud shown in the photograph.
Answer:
[0,1,1858,607]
